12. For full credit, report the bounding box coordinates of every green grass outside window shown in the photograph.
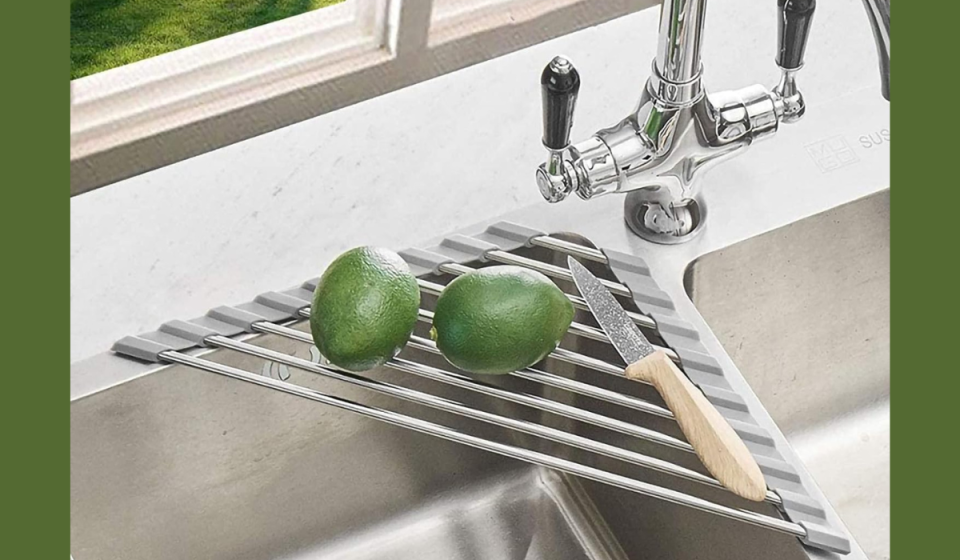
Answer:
[71,0,347,80]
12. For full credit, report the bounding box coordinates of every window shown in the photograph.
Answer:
[70,1,356,80]
[71,0,652,195]
[71,1,387,184]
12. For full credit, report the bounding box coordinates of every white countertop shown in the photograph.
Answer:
[70,0,882,363]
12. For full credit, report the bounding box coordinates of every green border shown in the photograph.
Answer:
[5,1,945,557]
[4,2,69,558]
[894,3,952,558]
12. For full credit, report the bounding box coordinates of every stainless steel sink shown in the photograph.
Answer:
[71,205,889,559]
[685,191,890,559]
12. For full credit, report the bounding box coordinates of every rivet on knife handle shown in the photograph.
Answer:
[625,351,767,502]
[567,256,766,502]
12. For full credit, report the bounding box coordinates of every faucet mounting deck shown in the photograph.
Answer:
[536,0,888,244]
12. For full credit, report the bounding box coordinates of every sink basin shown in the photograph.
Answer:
[684,191,890,559]
[72,239,820,560]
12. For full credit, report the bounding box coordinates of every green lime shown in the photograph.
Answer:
[310,247,419,372]
[432,266,574,374]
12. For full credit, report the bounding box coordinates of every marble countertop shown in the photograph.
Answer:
[70,0,882,363]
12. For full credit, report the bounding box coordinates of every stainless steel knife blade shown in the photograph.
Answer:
[567,256,655,364]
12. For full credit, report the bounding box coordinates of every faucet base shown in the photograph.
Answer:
[624,188,706,244]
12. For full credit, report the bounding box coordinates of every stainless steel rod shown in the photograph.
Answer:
[418,305,616,343]
[551,346,630,377]
[415,307,677,362]
[295,308,672,418]
[301,305,673,418]
[529,236,608,263]
[403,335,675,420]
[435,262,658,331]
[299,306,679,370]
[416,278,445,296]
[485,250,633,297]
[254,322,693,453]
[161,350,802,537]
[566,321,612,343]
[205,335,779,503]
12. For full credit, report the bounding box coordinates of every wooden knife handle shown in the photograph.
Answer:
[625,351,767,502]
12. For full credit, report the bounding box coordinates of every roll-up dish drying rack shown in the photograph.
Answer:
[112,222,851,555]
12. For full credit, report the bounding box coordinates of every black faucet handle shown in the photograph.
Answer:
[776,0,816,71]
[541,56,580,150]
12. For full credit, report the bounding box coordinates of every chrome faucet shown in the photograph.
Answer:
[536,0,890,244]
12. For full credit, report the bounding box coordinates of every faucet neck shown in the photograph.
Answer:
[655,0,708,85]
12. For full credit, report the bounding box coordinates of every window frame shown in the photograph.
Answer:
[70,0,653,195]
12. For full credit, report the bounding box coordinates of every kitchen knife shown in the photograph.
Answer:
[567,256,766,502]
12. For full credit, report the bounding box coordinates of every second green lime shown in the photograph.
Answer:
[431,266,574,374]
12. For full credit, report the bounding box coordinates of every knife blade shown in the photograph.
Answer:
[567,256,767,502]
[567,257,654,364]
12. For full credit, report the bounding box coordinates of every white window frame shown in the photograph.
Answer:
[70,0,653,195]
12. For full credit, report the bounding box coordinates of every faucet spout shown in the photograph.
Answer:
[861,0,890,100]
[656,0,709,86]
